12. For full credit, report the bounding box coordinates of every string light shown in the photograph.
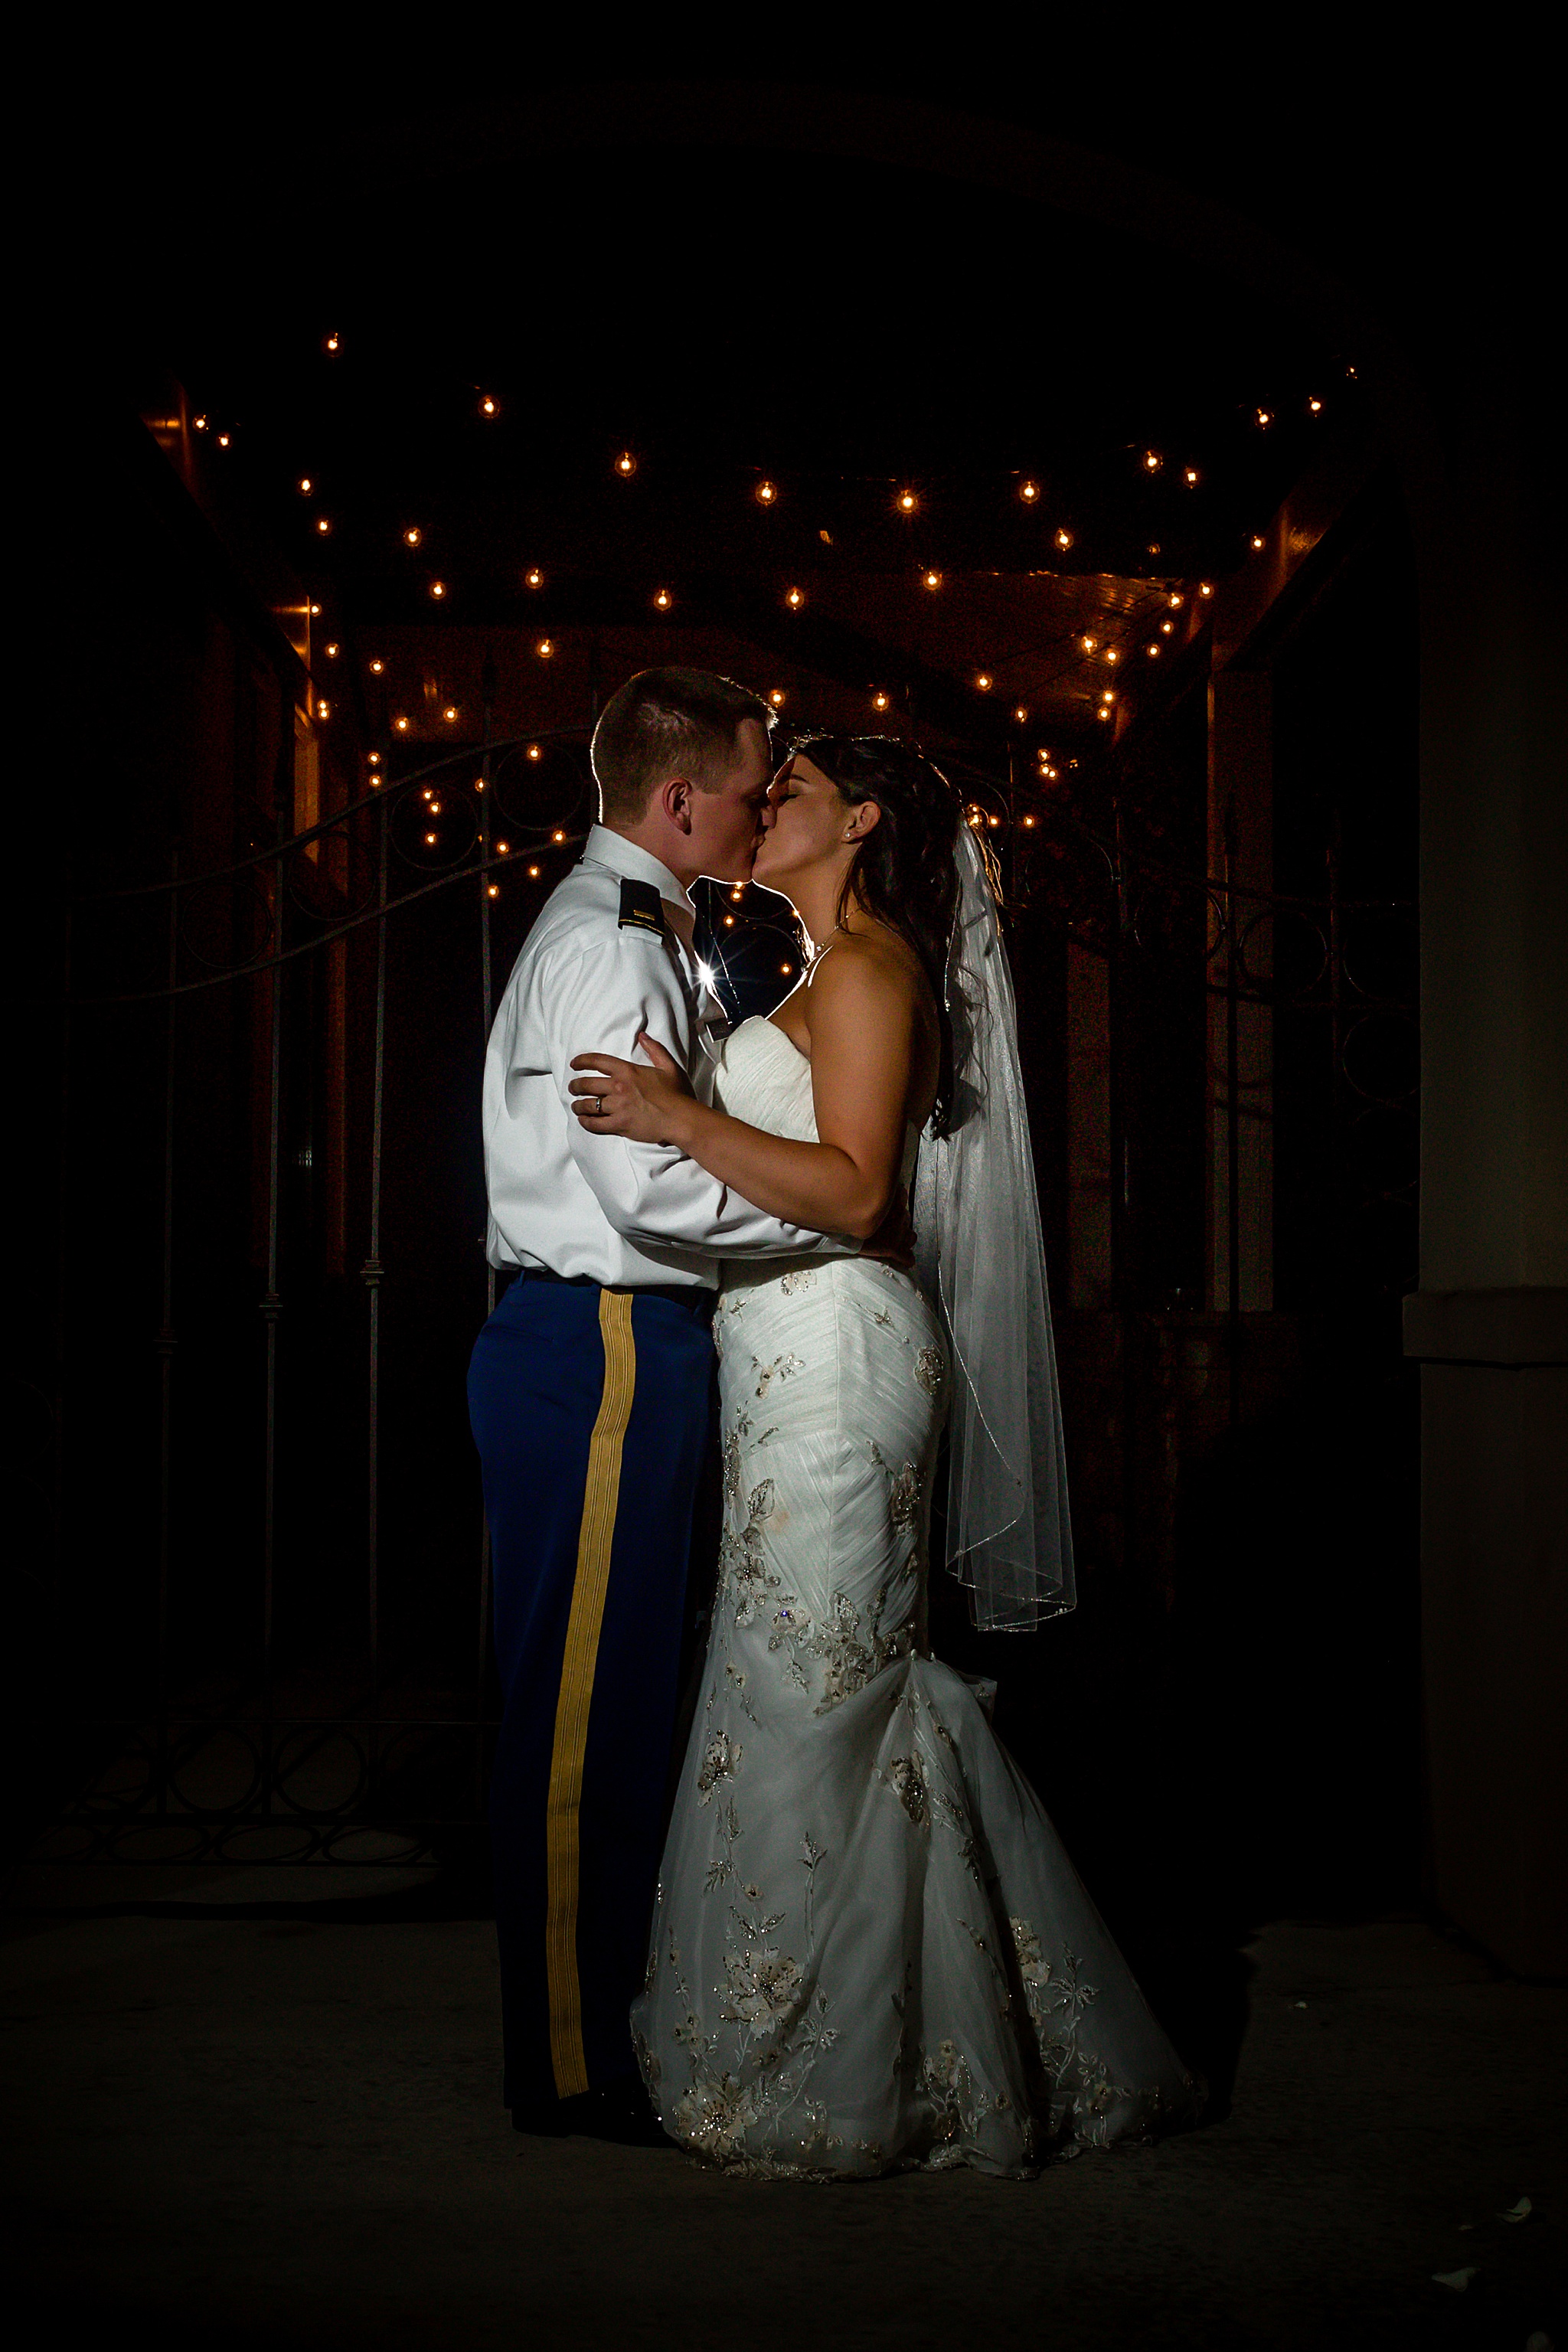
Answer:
[368,751,381,766]
[495,839,508,852]
[324,332,341,354]
[871,691,890,711]
[217,433,230,448]
[1019,480,1040,503]
[325,642,339,658]
[768,689,786,707]
[395,717,410,732]
[528,863,541,877]
[614,451,637,476]
[474,777,485,791]
[1054,528,1072,550]
[897,488,918,514]
[724,913,735,926]
[309,603,321,616]
[315,517,332,535]
[1200,581,1214,597]
[318,698,331,717]
[193,415,208,431]
[818,528,832,544]
[785,586,805,609]
[755,479,777,505]
[1081,635,1098,654]
[730,887,745,901]
[779,963,793,976]
[1142,450,1162,472]
[1097,705,1113,721]
[425,831,438,845]
[488,884,499,898]
[443,705,459,723]
[1021,814,1036,827]
[1161,619,1174,635]
[975,673,992,691]
[1146,643,1161,657]
[524,567,543,589]
[1308,395,1324,414]
[552,830,566,843]
[1168,593,1184,608]
[430,799,443,815]
[1106,648,1120,664]
[1184,467,1200,486]
[299,477,313,495]
[403,527,422,547]
[653,587,672,609]
[1250,534,1266,550]
[1256,408,1273,428]
[1012,705,1028,724]
[479,394,498,417]
[430,580,446,599]
[369,658,384,674]
[536,638,554,658]
[922,570,942,591]
[526,743,541,760]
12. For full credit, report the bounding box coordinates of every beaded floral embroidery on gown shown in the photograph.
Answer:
[632,1016,1202,2177]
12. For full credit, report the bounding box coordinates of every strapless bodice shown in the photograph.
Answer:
[714,1016,919,1187]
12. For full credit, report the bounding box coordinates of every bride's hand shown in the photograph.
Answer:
[569,1033,694,1145]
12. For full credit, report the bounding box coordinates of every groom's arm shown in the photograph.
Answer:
[543,934,859,1262]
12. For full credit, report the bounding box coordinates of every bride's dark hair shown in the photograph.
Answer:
[789,733,964,1135]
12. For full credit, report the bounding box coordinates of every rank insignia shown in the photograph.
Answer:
[618,878,666,936]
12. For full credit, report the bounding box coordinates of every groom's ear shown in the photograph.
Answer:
[657,776,696,833]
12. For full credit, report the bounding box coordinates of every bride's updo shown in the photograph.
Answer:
[789,733,963,1134]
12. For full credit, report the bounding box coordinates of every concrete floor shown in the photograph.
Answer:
[1,1892,1562,2350]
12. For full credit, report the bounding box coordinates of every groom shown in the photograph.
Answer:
[469,667,856,2140]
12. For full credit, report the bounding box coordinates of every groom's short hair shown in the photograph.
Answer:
[592,668,771,823]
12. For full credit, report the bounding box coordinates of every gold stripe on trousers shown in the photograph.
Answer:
[544,1287,637,2097]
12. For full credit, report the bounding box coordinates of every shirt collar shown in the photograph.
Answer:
[582,824,696,918]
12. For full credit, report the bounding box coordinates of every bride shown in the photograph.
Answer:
[569,733,1202,2177]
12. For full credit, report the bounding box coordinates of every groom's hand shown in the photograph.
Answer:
[859,1189,916,1269]
[570,1034,695,1147]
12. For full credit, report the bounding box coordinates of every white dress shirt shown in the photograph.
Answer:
[482,825,857,1288]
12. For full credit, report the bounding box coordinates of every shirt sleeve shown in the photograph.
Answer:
[541,931,858,1262]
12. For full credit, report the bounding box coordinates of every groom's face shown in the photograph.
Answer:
[688,718,777,886]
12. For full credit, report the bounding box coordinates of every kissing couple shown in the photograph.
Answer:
[468,665,1201,2175]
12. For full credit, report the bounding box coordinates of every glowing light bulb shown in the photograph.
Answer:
[1200,581,1214,597]
[394,717,410,733]
[975,673,992,691]
[615,451,636,476]
[1161,620,1174,635]
[724,914,735,926]
[1256,408,1273,428]
[1102,688,1116,702]
[309,603,321,616]
[324,332,340,353]
[1250,534,1266,550]
[367,751,381,766]
[1012,706,1028,724]
[553,830,566,843]
[193,415,208,430]
[780,963,793,975]
[488,884,499,898]
[1081,635,1097,654]
[653,587,671,609]
[299,477,313,495]
[1146,643,1161,657]
[430,800,443,815]
[524,567,543,589]
[1184,467,1200,486]
[922,570,942,591]
[1097,706,1112,720]
[769,689,786,707]
[1168,593,1184,608]
[526,743,541,760]
[1308,396,1324,414]
[496,840,508,853]
[443,706,458,723]
[430,580,446,599]
[536,638,554,658]
[318,697,331,717]
[217,433,230,447]
[897,488,918,514]
[818,528,833,544]
[1054,528,1072,550]
[785,586,805,609]
[987,815,1001,828]
[403,527,422,547]
[528,864,541,878]
[730,887,744,901]
[479,394,498,416]
[1143,450,1162,472]
[1019,480,1040,503]
[369,658,384,674]
[1106,648,1119,664]
[1022,815,1036,827]
[324,642,339,658]
[755,479,776,505]
[425,831,437,845]
[872,692,889,711]
[316,517,332,534]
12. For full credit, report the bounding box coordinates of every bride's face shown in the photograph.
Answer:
[750,754,861,892]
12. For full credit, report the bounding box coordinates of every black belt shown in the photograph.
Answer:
[513,1266,714,1310]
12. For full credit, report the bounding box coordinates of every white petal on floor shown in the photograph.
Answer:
[1431,2267,1478,2292]
[1498,2195,1533,2223]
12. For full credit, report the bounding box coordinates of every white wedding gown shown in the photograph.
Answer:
[632,1015,1203,2177]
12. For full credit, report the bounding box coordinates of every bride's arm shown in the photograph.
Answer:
[570,949,916,1242]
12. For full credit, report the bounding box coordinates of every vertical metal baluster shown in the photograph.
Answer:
[1223,803,1243,1425]
[364,798,389,1748]
[1327,816,1345,1286]
[476,662,497,1815]
[260,849,285,1812]
[155,849,180,1818]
